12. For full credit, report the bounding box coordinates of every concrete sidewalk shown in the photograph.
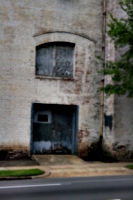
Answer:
[43,162,133,178]
[0,155,133,179]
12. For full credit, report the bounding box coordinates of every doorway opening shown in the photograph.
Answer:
[31,103,78,155]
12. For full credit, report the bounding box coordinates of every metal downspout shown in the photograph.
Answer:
[100,0,106,139]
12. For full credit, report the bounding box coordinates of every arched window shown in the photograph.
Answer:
[36,42,75,78]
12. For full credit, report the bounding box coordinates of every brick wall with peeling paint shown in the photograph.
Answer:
[0,0,103,157]
[1,0,132,160]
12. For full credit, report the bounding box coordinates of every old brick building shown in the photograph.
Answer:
[0,0,133,160]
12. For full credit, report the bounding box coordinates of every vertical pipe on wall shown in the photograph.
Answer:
[100,0,106,139]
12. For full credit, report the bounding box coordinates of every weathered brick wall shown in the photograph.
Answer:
[113,2,133,160]
[103,0,117,153]
[104,0,133,160]
[0,0,103,156]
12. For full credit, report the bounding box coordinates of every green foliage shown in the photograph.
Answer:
[101,0,133,97]
[126,164,133,169]
[0,169,44,177]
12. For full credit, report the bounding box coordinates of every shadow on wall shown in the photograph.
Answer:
[0,150,30,161]
[82,139,117,162]
[0,150,8,160]
[104,113,113,131]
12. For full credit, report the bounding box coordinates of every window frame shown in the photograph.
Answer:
[35,42,75,79]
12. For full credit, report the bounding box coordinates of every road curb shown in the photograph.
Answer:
[31,171,51,179]
[0,176,31,181]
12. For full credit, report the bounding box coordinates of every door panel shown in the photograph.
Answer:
[32,104,78,155]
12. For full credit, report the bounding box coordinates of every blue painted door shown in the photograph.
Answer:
[32,104,78,155]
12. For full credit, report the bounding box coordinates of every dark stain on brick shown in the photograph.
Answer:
[78,130,84,143]
[82,96,90,105]
[86,69,90,75]
[104,113,113,131]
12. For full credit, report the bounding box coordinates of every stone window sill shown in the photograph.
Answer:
[35,75,74,81]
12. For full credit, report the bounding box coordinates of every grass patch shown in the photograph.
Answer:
[0,168,44,177]
[126,164,133,170]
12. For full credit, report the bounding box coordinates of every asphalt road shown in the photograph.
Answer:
[0,175,133,200]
